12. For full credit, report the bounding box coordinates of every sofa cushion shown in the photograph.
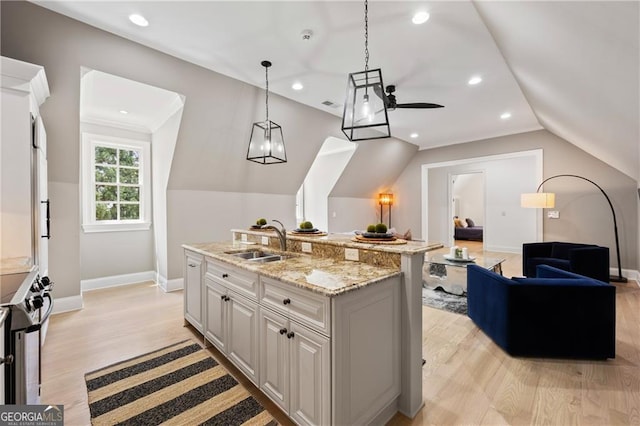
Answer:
[511,277,606,287]
[527,257,570,272]
[550,242,590,259]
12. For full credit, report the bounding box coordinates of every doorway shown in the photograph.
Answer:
[449,171,485,249]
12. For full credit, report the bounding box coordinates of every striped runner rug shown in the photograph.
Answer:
[85,340,278,426]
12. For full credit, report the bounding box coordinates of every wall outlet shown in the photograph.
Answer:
[302,242,312,253]
[345,248,359,261]
[262,236,269,245]
[548,210,560,219]
[241,233,248,242]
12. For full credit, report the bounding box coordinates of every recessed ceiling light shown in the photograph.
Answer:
[501,112,512,120]
[292,81,304,91]
[412,11,430,25]
[129,14,149,27]
[410,133,419,138]
[119,110,128,115]
[468,76,482,85]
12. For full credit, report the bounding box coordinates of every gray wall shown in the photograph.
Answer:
[393,129,638,270]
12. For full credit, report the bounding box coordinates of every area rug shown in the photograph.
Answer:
[422,284,467,315]
[85,340,277,426]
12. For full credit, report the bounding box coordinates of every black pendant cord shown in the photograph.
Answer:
[364,0,369,72]
[537,174,626,282]
[265,64,269,123]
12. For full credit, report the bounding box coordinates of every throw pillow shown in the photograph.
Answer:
[453,218,463,228]
[465,218,475,227]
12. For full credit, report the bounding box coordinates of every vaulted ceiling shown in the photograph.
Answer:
[33,0,639,180]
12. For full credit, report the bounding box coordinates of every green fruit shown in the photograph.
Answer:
[300,221,314,229]
[375,223,388,234]
[366,224,377,232]
[257,218,267,226]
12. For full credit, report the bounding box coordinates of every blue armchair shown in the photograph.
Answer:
[467,264,615,359]
[522,242,610,283]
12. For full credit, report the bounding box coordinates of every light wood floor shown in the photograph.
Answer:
[41,246,639,425]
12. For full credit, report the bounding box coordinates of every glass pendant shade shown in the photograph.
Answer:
[342,68,390,141]
[247,120,286,164]
[247,60,286,165]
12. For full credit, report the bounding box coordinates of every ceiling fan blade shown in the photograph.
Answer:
[372,83,388,104]
[396,102,444,109]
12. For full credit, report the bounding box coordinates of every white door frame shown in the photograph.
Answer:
[421,149,543,248]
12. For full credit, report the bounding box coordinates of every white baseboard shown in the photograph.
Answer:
[485,245,521,254]
[81,270,156,292]
[163,278,184,293]
[51,294,84,314]
[613,268,640,284]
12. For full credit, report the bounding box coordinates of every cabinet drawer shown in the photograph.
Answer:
[206,258,259,301]
[260,276,331,336]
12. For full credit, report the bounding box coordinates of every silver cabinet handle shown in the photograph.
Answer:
[188,263,196,267]
[0,355,14,365]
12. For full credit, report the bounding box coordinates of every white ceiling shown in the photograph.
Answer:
[81,69,184,133]
[34,1,639,179]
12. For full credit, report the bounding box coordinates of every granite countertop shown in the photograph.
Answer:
[0,257,34,275]
[183,241,401,297]
[232,228,442,255]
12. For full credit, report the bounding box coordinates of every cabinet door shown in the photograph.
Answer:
[259,308,289,412]
[204,277,227,352]
[184,251,203,331]
[227,294,258,384]
[289,323,330,426]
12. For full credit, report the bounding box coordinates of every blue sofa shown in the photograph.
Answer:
[522,241,610,283]
[467,264,615,359]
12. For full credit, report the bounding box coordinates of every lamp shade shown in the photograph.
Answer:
[342,68,390,141]
[521,192,555,208]
[247,120,286,164]
[379,193,393,205]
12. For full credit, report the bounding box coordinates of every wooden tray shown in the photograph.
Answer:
[289,231,328,236]
[352,235,407,245]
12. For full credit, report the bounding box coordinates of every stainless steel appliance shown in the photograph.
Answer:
[1,269,53,404]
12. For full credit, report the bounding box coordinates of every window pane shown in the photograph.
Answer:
[96,185,117,201]
[95,165,117,183]
[96,203,117,221]
[119,149,140,167]
[120,204,140,220]
[120,168,139,184]
[120,186,140,202]
[95,146,117,164]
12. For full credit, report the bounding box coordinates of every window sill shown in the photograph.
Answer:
[82,222,151,233]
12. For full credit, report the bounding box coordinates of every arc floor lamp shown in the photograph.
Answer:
[521,174,627,283]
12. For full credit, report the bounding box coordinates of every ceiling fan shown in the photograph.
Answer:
[374,84,444,111]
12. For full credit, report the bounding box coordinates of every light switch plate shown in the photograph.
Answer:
[262,236,269,245]
[548,210,560,219]
[241,233,248,242]
[302,242,312,253]
[345,248,359,261]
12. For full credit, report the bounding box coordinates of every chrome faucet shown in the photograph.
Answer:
[261,219,287,251]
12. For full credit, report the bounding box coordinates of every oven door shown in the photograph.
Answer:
[12,326,41,405]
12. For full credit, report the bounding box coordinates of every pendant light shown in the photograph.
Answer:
[341,0,390,141]
[247,60,287,164]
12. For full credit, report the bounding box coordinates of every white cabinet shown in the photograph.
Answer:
[204,259,259,384]
[259,306,330,426]
[1,57,49,270]
[183,250,203,332]
[186,251,401,425]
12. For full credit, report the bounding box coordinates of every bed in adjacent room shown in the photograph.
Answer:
[454,217,483,241]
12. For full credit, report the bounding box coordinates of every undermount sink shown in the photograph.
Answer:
[227,250,288,263]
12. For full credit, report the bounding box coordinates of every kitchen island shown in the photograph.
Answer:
[183,231,441,425]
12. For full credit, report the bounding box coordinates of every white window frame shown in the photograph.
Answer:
[81,133,151,233]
